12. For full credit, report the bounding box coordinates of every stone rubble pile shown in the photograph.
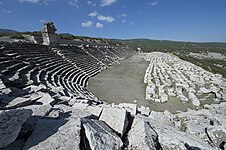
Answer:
[143,52,226,106]
[0,83,225,150]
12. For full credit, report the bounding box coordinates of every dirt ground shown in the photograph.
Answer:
[88,54,212,113]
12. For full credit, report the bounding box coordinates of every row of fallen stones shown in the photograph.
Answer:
[0,85,226,149]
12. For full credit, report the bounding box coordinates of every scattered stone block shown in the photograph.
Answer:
[128,115,160,150]
[117,103,137,116]
[199,87,211,94]
[53,104,91,119]
[138,106,150,116]
[30,92,55,105]
[99,107,129,136]
[72,102,89,110]
[84,105,103,118]
[188,92,200,106]
[82,119,123,150]
[4,97,34,109]
[0,78,6,89]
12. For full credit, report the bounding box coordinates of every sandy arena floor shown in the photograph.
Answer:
[88,54,213,113]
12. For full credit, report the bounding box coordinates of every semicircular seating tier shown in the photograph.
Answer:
[0,42,136,106]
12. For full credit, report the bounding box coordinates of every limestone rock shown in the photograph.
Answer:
[53,104,91,119]
[21,104,52,117]
[99,107,129,136]
[84,105,103,118]
[188,92,200,106]
[136,114,214,149]
[0,109,32,148]
[2,96,35,109]
[30,92,55,105]
[138,106,150,116]
[1,88,12,95]
[128,115,161,150]
[149,110,176,126]
[82,119,123,150]
[72,102,89,110]
[117,103,137,116]
[0,78,6,89]
[199,87,211,94]
[23,85,44,93]
[23,118,81,150]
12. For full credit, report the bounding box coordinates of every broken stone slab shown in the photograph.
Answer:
[56,96,71,103]
[23,118,81,150]
[23,85,43,93]
[30,92,55,105]
[1,88,12,95]
[160,94,168,103]
[3,97,36,109]
[178,94,189,102]
[210,86,220,93]
[117,103,137,116]
[0,78,6,89]
[53,104,91,119]
[18,104,53,128]
[128,115,161,150]
[0,109,32,148]
[199,87,211,94]
[72,102,89,110]
[81,119,123,150]
[138,105,150,116]
[175,106,226,147]
[99,107,129,137]
[20,104,52,117]
[188,92,200,106]
[149,110,177,126]
[136,114,214,149]
[84,105,103,118]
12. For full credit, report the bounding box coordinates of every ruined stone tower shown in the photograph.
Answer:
[42,22,58,46]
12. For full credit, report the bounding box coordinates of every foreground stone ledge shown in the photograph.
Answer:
[0,109,32,148]
[23,118,81,150]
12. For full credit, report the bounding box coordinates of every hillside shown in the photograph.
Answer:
[125,39,226,54]
[0,28,17,33]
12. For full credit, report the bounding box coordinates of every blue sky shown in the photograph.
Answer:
[0,0,226,42]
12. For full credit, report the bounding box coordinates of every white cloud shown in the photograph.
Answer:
[147,1,159,6]
[18,0,40,3]
[96,23,104,28]
[69,0,79,8]
[87,1,96,6]
[120,14,127,17]
[87,1,92,5]
[0,2,2,5]
[40,19,46,23]
[17,0,51,5]
[81,21,93,28]
[2,9,12,14]
[122,19,126,23]
[98,15,115,23]
[88,11,98,17]
[100,0,116,7]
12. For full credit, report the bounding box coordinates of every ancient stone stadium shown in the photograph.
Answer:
[0,22,226,150]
